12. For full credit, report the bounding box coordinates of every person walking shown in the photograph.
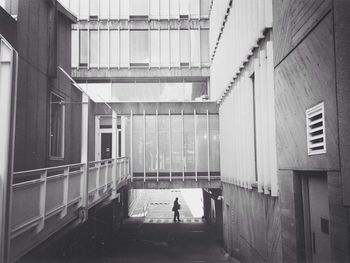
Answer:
[172,197,181,222]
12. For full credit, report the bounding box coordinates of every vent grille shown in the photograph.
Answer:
[306,102,326,155]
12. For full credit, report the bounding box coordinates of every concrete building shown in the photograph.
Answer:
[1,0,350,262]
[211,0,350,262]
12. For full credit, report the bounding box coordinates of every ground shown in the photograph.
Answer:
[21,189,237,263]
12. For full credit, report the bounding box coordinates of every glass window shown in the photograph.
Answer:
[196,115,208,174]
[145,116,157,176]
[158,115,170,174]
[170,0,179,19]
[160,30,169,67]
[109,82,207,102]
[90,0,99,18]
[132,116,144,174]
[110,30,119,67]
[79,0,89,20]
[100,30,109,67]
[150,30,160,67]
[160,0,169,19]
[171,115,183,174]
[209,115,220,174]
[50,93,65,159]
[150,0,159,19]
[190,0,199,18]
[130,0,148,17]
[170,30,180,67]
[184,115,195,174]
[120,30,129,67]
[89,30,98,66]
[120,0,129,19]
[79,30,88,66]
[200,0,209,17]
[100,0,109,19]
[180,0,189,16]
[110,0,119,19]
[130,30,149,66]
[191,29,200,66]
[180,30,189,65]
[200,29,209,64]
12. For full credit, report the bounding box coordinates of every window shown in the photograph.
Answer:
[170,30,180,67]
[180,30,189,66]
[200,29,209,64]
[306,102,326,155]
[200,0,209,17]
[90,0,99,19]
[100,0,109,19]
[150,30,160,67]
[79,0,89,20]
[100,30,109,67]
[50,93,65,159]
[130,30,149,66]
[79,30,88,67]
[190,29,200,66]
[120,30,129,67]
[160,30,170,67]
[130,0,148,18]
[110,30,119,67]
[90,30,98,67]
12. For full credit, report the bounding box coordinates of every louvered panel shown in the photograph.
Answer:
[306,103,326,155]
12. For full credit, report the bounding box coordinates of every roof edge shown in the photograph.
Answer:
[57,0,77,24]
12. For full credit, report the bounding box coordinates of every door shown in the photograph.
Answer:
[101,133,112,159]
[303,174,331,263]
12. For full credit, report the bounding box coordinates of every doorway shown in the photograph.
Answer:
[301,172,331,263]
[95,115,123,160]
[101,132,112,159]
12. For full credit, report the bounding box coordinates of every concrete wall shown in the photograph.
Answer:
[14,0,81,171]
[222,183,282,263]
[273,0,350,261]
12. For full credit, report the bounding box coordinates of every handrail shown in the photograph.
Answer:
[13,163,84,176]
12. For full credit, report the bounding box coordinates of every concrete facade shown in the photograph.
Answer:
[13,0,82,172]
[274,0,350,262]
[211,0,350,262]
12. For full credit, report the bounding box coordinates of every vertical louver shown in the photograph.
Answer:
[306,102,326,155]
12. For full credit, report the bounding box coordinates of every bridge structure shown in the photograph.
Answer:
[1,77,221,262]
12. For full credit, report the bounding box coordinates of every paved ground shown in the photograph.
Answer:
[21,189,238,263]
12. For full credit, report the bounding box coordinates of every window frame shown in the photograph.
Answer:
[49,92,65,160]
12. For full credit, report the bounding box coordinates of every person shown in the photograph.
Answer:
[172,197,181,222]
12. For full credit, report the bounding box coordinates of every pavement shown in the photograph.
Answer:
[21,189,240,263]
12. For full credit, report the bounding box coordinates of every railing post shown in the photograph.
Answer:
[96,162,100,199]
[124,158,127,179]
[36,170,47,233]
[119,159,122,182]
[104,162,108,192]
[207,110,211,181]
[60,167,69,218]
[111,110,118,198]
[80,93,89,220]
[194,109,198,182]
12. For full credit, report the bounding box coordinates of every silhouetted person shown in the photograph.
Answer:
[172,197,181,222]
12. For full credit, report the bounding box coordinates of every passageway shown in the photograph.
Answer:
[20,189,231,263]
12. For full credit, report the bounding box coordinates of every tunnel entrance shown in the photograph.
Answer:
[128,189,204,222]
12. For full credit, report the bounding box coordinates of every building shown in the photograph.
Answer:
[211,0,350,262]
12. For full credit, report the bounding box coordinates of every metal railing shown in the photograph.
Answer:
[9,157,129,259]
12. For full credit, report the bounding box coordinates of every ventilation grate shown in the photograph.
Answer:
[306,102,326,155]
